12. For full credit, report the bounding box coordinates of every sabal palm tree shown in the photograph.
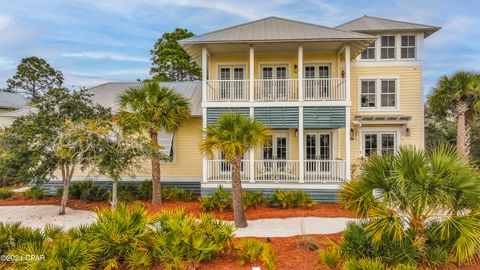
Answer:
[200,113,270,228]
[117,82,191,204]
[428,71,480,158]
[339,146,480,263]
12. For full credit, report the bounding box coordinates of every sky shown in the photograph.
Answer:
[0,0,478,96]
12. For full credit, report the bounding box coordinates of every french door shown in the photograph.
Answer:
[219,66,245,100]
[305,132,332,173]
[262,133,288,172]
[260,65,288,100]
[304,64,330,99]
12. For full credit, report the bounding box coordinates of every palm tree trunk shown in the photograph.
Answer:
[149,128,162,204]
[456,101,469,158]
[111,180,118,209]
[231,157,247,228]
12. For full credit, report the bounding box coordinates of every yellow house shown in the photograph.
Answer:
[38,16,440,201]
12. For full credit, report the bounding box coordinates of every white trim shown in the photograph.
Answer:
[249,46,255,102]
[359,127,401,157]
[298,106,304,183]
[357,76,400,112]
[399,34,417,60]
[352,60,421,67]
[304,130,335,159]
[204,100,352,108]
[201,182,342,190]
[379,35,397,61]
[258,63,291,79]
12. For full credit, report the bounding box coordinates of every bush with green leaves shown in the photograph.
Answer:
[235,238,277,270]
[117,185,135,203]
[153,209,234,269]
[0,188,13,200]
[241,191,265,209]
[161,187,194,202]
[136,180,152,200]
[343,258,387,270]
[65,180,109,202]
[317,240,342,269]
[200,186,266,211]
[268,190,315,208]
[23,186,44,200]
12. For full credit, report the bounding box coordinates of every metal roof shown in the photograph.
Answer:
[87,81,203,116]
[336,15,440,37]
[0,91,27,110]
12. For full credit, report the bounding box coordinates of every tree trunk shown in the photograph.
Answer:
[456,101,470,158]
[111,180,118,209]
[59,164,75,215]
[231,157,247,228]
[149,128,162,204]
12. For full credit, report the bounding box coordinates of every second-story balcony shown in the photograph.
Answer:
[206,78,346,102]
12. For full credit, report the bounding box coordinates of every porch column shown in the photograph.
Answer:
[298,107,304,183]
[202,47,208,183]
[298,45,303,101]
[249,46,255,102]
[249,107,255,183]
[345,46,351,181]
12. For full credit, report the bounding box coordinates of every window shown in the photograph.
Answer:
[218,65,246,100]
[363,132,397,157]
[381,80,396,107]
[361,42,376,60]
[157,132,174,161]
[401,35,416,59]
[359,78,398,110]
[381,36,396,59]
[360,80,376,108]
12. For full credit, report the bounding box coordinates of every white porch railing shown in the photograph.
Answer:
[303,78,346,100]
[206,80,249,101]
[205,160,346,183]
[304,160,346,183]
[254,79,298,101]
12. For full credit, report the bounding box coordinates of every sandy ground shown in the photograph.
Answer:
[0,205,353,236]
[0,205,97,229]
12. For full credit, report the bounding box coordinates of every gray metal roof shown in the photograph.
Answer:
[0,91,27,110]
[87,81,203,116]
[336,15,440,37]
[180,16,375,44]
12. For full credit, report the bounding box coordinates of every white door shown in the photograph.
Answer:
[304,64,330,99]
[219,66,245,100]
[260,65,288,100]
[305,132,332,174]
[262,133,288,173]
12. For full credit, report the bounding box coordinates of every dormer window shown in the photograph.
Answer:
[361,42,376,60]
[380,36,396,59]
[401,35,416,59]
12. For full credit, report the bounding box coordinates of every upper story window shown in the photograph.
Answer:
[380,36,396,59]
[360,78,398,110]
[401,35,416,59]
[360,42,376,60]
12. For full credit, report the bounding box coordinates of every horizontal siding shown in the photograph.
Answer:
[254,107,299,128]
[304,106,346,128]
[206,107,250,124]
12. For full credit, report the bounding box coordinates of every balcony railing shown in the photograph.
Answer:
[205,160,346,183]
[206,80,249,102]
[206,78,346,102]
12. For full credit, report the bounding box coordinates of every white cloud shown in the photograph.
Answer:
[0,56,15,70]
[105,68,149,76]
[60,52,149,62]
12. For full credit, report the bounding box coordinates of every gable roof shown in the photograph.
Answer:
[336,15,440,37]
[0,91,27,110]
[180,16,375,44]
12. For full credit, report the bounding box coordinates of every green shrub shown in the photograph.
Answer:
[199,186,232,212]
[343,258,387,270]
[235,238,277,270]
[161,187,194,201]
[268,190,315,208]
[0,222,45,254]
[117,185,134,203]
[395,263,419,270]
[153,209,234,269]
[66,180,109,202]
[0,188,13,200]
[23,187,44,200]
[242,191,265,209]
[136,180,152,200]
[318,246,341,269]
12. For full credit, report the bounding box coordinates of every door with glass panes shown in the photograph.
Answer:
[219,66,245,100]
[362,132,396,157]
[305,132,332,175]
[304,64,330,99]
[262,133,288,173]
[260,65,288,100]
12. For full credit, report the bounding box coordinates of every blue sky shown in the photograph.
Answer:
[0,0,478,96]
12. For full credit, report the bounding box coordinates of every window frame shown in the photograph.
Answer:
[360,128,400,157]
[400,35,416,59]
[358,76,400,111]
[360,41,376,61]
[380,35,396,60]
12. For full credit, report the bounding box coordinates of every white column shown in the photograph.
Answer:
[249,107,255,183]
[298,45,303,101]
[202,47,208,183]
[298,107,304,183]
[345,46,351,181]
[249,46,255,102]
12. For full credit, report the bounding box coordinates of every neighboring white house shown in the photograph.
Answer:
[0,91,27,130]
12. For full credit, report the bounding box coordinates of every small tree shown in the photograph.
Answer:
[117,82,191,205]
[6,56,64,101]
[150,28,201,81]
[199,113,271,228]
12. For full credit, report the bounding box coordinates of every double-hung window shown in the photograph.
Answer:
[360,42,376,60]
[401,35,416,59]
[380,36,396,59]
[363,132,397,157]
[360,78,398,110]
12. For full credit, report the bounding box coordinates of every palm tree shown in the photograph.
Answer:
[117,82,191,204]
[428,71,480,158]
[339,146,480,263]
[200,113,270,228]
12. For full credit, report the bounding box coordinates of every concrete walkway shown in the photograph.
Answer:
[0,205,353,236]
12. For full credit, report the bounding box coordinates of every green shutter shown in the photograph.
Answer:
[304,107,346,128]
[206,107,250,124]
[254,107,299,128]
